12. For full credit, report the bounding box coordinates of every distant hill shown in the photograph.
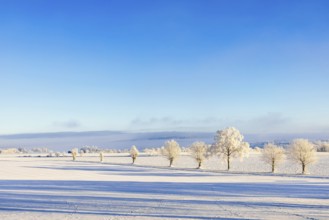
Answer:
[0,130,328,151]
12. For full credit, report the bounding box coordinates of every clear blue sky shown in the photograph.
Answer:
[1,0,329,135]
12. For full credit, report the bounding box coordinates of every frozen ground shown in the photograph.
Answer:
[0,153,328,219]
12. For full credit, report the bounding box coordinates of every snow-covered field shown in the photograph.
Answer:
[0,153,328,219]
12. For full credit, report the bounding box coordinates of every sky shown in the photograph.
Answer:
[1,0,329,136]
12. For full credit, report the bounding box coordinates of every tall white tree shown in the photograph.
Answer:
[190,141,209,169]
[261,143,285,173]
[130,145,139,164]
[289,139,317,174]
[211,127,250,171]
[161,140,181,167]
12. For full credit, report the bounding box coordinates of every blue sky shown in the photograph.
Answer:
[1,0,329,135]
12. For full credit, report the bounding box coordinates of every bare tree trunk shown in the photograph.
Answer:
[302,163,306,174]
[227,155,230,171]
[132,157,136,164]
[197,161,202,169]
[169,158,173,167]
[272,159,275,173]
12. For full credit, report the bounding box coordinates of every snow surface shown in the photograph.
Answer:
[0,153,328,219]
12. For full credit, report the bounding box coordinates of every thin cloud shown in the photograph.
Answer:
[129,113,292,133]
[53,120,81,129]
[130,116,227,131]
[242,112,291,133]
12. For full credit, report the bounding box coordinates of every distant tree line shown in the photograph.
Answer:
[69,127,319,175]
[0,127,323,175]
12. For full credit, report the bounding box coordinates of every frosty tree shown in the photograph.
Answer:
[130,145,139,164]
[99,152,104,162]
[211,127,250,171]
[261,143,285,173]
[190,141,209,169]
[315,141,329,152]
[289,139,317,174]
[162,140,181,167]
[71,148,78,161]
